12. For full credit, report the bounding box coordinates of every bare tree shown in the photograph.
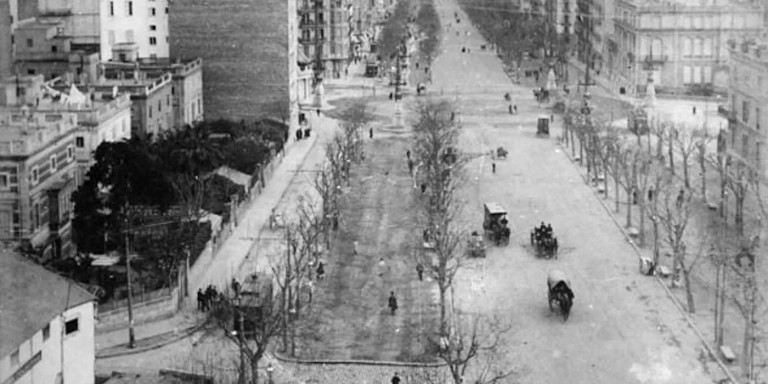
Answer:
[695,134,714,203]
[592,121,620,200]
[411,97,466,336]
[208,273,284,384]
[437,313,515,384]
[651,175,697,310]
[614,143,641,229]
[725,158,753,235]
[665,124,678,174]
[729,234,763,381]
[671,125,703,188]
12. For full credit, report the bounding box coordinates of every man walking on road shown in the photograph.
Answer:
[416,263,424,281]
[388,291,398,315]
[197,289,205,311]
[369,127,374,139]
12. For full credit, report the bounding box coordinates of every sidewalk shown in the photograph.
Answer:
[95,59,369,359]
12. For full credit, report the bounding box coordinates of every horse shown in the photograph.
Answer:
[551,290,572,321]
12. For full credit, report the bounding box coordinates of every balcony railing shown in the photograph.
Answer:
[643,54,668,64]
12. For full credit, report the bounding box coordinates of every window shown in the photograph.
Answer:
[76,137,84,148]
[158,100,162,111]
[683,66,692,84]
[11,348,19,366]
[165,7,168,13]
[31,166,39,184]
[149,106,152,118]
[127,1,133,15]
[67,145,74,161]
[682,38,692,57]
[151,7,156,15]
[43,324,50,341]
[150,25,156,31]
[27,69,35,75]
[109,1,114,15]
[50,155,57,172]
[743,100,751,123]
[693,38,702,56]
[65,318,78,334]
[693,66,702,83]
[167,95,170,106]
[703,38,712,57]
[32,202,40,229]
[743,134,749,158]
[318,12,324,24]
[51,45,57,52]
[149,37,157,45]
[0,173,8,190]
[26,38,32,48]
[703,66,711,83]
[125,30,134,42]
[108,30,115,45]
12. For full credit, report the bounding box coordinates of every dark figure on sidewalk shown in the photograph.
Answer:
[415,62,419,69]
[416,263,424,281]
[676,188,685,208]
[407,159,414,175]
[316,262,326,280]
[389,92,393,100]
[392,374,401,384]
[296,129,302,141]
[332,212,339,230]
[692,106,697,115]
[197,289,205,311]
[388,291,398,315]
[513,105,518,114]
[508,104,512,114]
[369,127,374,139]
[316,109,321,116]
[492,162,496,173]
[420,183,427,194]
[450,112,455,121]
[406,150,411,160]
[231,279,240,298]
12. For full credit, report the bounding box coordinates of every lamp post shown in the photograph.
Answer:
[266,363,275,384]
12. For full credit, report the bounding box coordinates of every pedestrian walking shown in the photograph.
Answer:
[369,127,374,139]
[388,291,398,315]
[231,278,240,298]
[307,279,314,304]
[692,106,697,115]
[508,104,512,114]
[492,162,496,173]
[407,159,414,175]
[416,263,424,281]
[316,109,321,116]
[316,262,326,280]
[197,288,205,311]
[406,149,411,160]
[392,373,401,384]
[353,240,359,256]
[389,92,393,100]
[513,105,518,114]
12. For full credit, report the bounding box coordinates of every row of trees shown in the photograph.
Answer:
[71,119,285,293]
[563,102,765,382]
[410,99,513,384]
[206,102,374,384]
[415,0,440,65]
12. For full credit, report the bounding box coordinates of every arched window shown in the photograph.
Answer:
[682,38,692,57]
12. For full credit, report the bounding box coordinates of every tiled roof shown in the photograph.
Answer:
[0,251,94,358]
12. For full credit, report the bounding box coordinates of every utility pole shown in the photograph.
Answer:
[124,206,137,349]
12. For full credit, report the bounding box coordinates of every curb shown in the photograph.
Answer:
[555,139,739,384]
[96,321,206,359]
[271,350,446,368]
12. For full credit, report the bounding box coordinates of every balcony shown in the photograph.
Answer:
[643,54,668,64]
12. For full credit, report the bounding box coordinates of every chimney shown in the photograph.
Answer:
[0,0,12,80]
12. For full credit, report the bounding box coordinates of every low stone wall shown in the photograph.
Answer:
[96,287,179,332]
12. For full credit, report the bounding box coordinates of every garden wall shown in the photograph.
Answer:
[96,286,180,332]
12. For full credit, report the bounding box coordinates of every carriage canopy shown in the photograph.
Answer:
[484,202,506,216]
[547,269,571,291]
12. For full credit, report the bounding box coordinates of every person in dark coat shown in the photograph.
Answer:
[369,127,374,139]
[392,373,401,384]
[388,291,398,315]
[416,263,424,281]
[316,262,326,280]
[197,288,205,311]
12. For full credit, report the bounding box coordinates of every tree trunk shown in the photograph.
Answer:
[652,218,660,265]
[614,176,620,213]
[603,170,609,200]
[251,357,260,384]
[668,139,675,174]
[439,284,447,336]
[682,154,690,187]
[626,191,633,228]
[638,194,646,246]
[735,194,744,235]
[682,268,695,313]
[741,308,752,380]
[699,149,707,202]
[718,265,727,345]
[570,130,576,158]
[714,262,722,346]
[671,247,681,288]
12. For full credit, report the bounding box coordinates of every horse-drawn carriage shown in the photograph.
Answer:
[547,269,574,321]
[530,222,558,258]
[533,87,550,103]
[536,115,550,136]
[483,202,510,246]
[466,231,486,258]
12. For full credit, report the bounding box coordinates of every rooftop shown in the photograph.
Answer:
[0,251,94,358]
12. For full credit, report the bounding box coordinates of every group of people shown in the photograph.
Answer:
[534,221,554,242]
[197,285,226,312]
[504,93,518,114]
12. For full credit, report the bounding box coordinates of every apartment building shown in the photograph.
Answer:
[0,78,80,258]
[0,251,95,384]
[610,0,763,95]
[100,0,170,60]
[723,39,768,178]
[298,0,352,79]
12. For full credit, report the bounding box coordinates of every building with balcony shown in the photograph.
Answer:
[723,39,768,178]
[99,0,170,61]
[610,0,763,95]
[0,79,80,258]
[101,52,203,129]
[0,250,95,384]
[169,0,299,133]
[298,0,352,79]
